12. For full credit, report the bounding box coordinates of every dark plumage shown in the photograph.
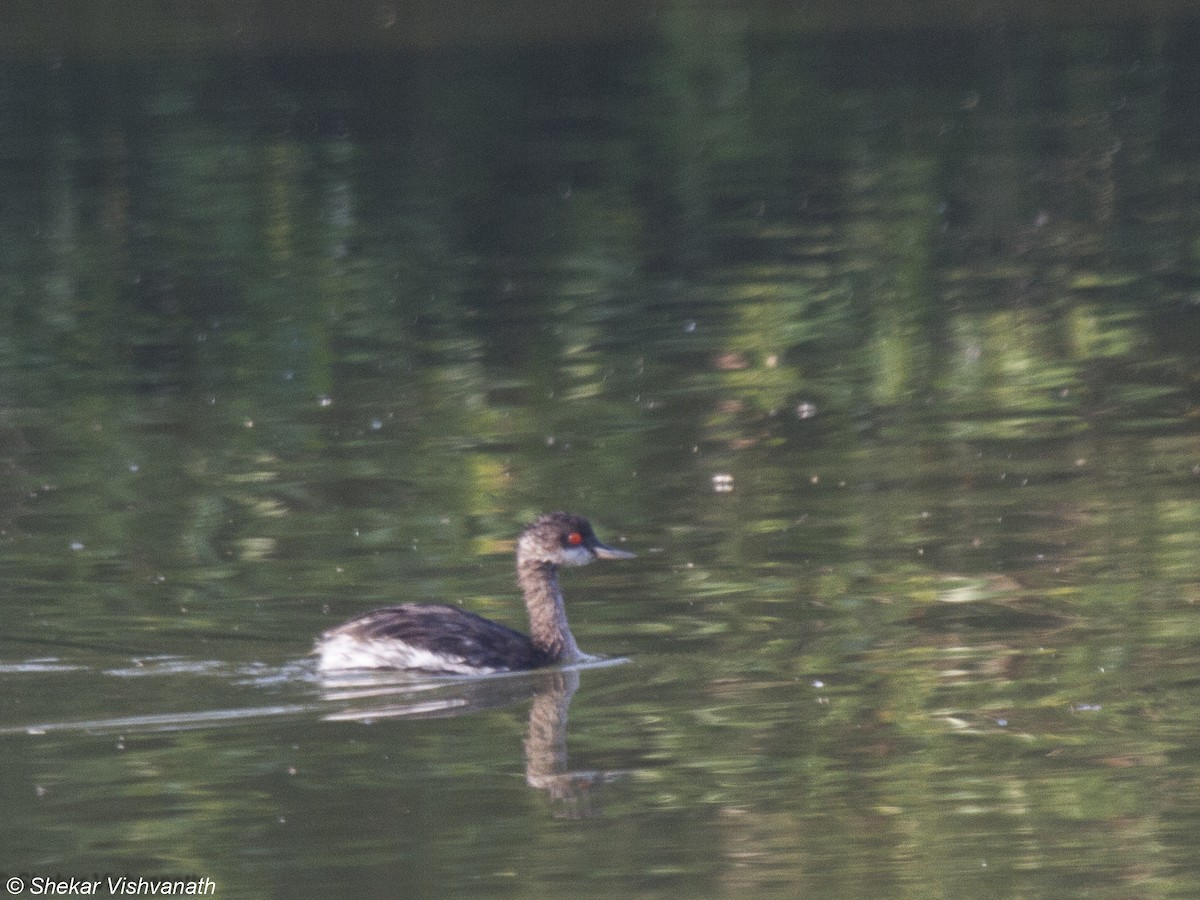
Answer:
[315,512,635,674]
[321,603,551,671]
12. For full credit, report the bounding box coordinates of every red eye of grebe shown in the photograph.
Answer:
[567,532,584,546]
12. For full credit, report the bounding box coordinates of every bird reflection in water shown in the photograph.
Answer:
[319,661,626,817]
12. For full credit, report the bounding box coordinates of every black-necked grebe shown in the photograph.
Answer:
[315,512,635,674]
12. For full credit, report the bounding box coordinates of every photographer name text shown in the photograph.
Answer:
[7,876,215,896]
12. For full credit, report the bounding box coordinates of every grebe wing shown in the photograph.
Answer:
[317,604,545,672]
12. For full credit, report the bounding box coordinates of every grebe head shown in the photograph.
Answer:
[517,512,636,568]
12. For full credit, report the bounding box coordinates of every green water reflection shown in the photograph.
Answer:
[3,7,1200,899]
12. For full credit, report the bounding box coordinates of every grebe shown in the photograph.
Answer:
[315,512,635,674]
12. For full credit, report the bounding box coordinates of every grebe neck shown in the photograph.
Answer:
[518,560,580,662]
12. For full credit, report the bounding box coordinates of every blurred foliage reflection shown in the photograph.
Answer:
[2,9,1200,899]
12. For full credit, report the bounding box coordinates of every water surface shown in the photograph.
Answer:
[3,7,1200,898]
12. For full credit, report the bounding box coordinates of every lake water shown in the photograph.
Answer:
[3,5,1200,898]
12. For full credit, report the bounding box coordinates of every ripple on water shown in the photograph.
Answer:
[0,657,89,674]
